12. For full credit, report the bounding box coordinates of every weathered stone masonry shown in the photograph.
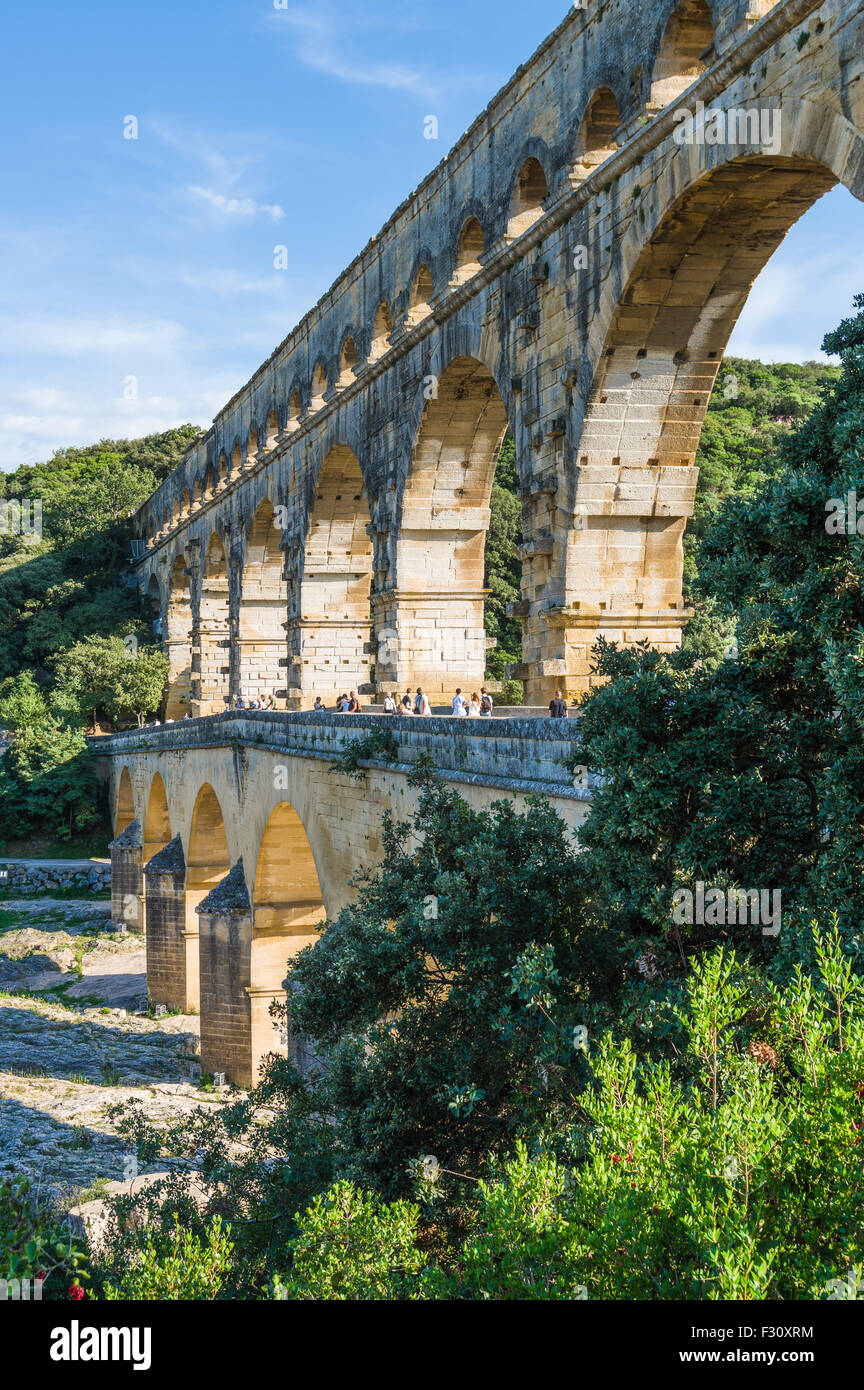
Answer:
[127,0,864,711]
[109,0,864,1084]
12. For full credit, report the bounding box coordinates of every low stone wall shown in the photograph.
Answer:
[0,861,111,896]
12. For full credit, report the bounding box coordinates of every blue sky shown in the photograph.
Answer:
[2,0,863,471]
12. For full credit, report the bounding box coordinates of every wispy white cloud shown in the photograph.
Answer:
[274,7,434,97]
[188,186,285,221]
[4,317,187,358]
[178,268,290,297]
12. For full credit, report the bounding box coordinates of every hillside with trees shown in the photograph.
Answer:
[0,427,199,847]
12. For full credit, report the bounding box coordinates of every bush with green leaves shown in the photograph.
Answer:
[0,1176,90,1300]
[272,1184,426,1301]
[101,1215,233,1300]
[258,929,864,1301]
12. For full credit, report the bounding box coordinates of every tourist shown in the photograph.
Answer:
[348,691,363,713]
[468,692,481,717]
[400,694,414,715]
[337,693,350,713]
[383,692,397,715]
[480,687,494,717]
[236,697,246,709]
[313,696,325,712]
[549,689,568,719]
[451,688,468,717]
[416,687,431,717]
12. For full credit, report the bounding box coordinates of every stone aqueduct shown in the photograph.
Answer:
[105,0,864,1082]
[129,0,864,714]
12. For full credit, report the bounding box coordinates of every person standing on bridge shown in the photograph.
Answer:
[383,692,397,715]
[348,691,363,713]
[480,687,494,717]
[416,688,431,717]
[451,688,468,716]
[314,696,325,712]
[549,690,568,718]
[468,692,481,717]
[400,694,414,715]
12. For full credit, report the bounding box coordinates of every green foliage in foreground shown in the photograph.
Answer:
[102,1217,234,1301]
[103,931,864,1301]
[0,1176,90,1299]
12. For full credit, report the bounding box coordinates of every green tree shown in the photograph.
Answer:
[0,670,49,731]
[112,645,170,726]
[0,723,101,842]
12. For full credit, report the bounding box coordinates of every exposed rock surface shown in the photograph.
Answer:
[0,897,235,1205]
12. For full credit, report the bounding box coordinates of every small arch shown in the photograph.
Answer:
[193,478,203,505]
[115,766,135,836]
[252,801,326,1073]
[218,456,228,488]
[573,88,621,178]
[310,364,328,411]
[172,497,181,523]
[453,218,485,284]
[649,0,715,109]
[181,488,191,516]
[231,441,242,476]
[144,772,172,866]
[204,466,215,498]
[407,265,434,326]
[286,390,301,432]
[265,409,279,450]
[370,301,393,360]
[338,336,358,387]
[247,427,259,466]
[508,157,548,237]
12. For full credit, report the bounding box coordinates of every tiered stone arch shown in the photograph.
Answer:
[182,784,231,1015]
[192,530,231,716]
[238,500,288,703]
[380,354,513,702]
[288,445,373,708]
[249,801,326,1077]
[552,132,850,701]
[164,553,193,720]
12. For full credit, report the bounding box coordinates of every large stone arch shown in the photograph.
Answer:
[249,801,326,1076]
[182,784,231,1012]
[555,129,859,701]
[289,445,373,708]
[164,552,192,719]
[381,355,513,701]
[238,499,288,703]
[193,529,231,716]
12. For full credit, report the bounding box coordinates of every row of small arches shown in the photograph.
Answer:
[143,0,720,547]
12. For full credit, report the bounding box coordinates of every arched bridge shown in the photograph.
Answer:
[128,0,864,714]
[101,712,586,1085]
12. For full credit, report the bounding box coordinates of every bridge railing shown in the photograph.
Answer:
[95,710,596,800]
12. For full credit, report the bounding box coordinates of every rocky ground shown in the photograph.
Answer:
[0,892,232,1207]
